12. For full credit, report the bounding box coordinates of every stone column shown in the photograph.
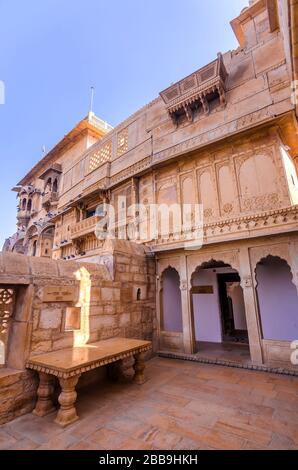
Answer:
[289,239,298,295]
[239,246,263,365]
[33,372,56,417]
[55,375,81,427]
[180,254,195,354]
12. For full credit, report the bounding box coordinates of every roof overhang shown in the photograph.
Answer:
[231,0,279,48]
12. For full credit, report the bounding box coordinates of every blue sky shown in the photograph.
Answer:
[0,0,247,247]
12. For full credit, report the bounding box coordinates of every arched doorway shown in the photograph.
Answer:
[39,226,54,258]
[159,267,183,351]
[161,267,183,332]
[32,240,37,257]
[255,256,298,341]
[190,260,250,362]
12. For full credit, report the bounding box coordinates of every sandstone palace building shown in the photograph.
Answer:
[1,0,298,422]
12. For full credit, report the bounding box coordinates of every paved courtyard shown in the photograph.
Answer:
[0,357,297,450]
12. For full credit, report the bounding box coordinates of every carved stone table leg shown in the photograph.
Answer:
[54,375,81,427]
[33,372,56,417]
[133,352,146,385]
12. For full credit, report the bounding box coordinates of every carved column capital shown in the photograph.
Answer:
[240,276,253,289]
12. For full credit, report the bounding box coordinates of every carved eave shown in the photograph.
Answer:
[39,163,62,180]
[160,54,228,125]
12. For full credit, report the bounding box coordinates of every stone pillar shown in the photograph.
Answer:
[289,239,298,295]
[180,254,195,354]
[239,246,263,365]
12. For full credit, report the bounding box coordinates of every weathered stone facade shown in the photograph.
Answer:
[1,0,298,424]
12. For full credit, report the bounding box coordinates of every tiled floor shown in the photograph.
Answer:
[0,357,297,450]
[196,341,251,364]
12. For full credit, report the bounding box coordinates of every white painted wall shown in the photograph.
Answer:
[192,267,247,342]
[227,283,247,330]
[256,258,298,341]
[192,269,222,343]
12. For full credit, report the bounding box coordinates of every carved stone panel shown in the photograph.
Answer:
[235,150,281,213]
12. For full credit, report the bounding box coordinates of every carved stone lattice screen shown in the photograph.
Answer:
[0,287,15,366]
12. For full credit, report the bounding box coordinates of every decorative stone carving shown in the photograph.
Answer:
[187,250,240,279]
[249,243,292,274]
[0,288,15,335]
[241,276,253,289]
[160,53,228,125]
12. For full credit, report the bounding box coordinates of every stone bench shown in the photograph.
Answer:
[26,337,152,427]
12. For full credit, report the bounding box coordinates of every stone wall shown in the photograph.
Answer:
[0,244,156,424]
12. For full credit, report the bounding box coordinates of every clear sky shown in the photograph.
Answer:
[0,0,247,247]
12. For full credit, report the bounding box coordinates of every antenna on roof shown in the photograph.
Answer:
[89,86,95,114]
[42,145,46,156]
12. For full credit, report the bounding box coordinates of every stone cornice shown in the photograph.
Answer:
[150,205,298,252]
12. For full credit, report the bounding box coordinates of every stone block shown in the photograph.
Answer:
[53,336,74,350]
[90,315,117,330]
[253,38,284,75]
[29,257,59,277]
[119,313,130,327]
[90,287,101,302]
[2,253,30,276]
[31,341,52,353]
[56,260,80,278]
[39,308,62,329]
[227,55,255,89]
[104,304,116,315]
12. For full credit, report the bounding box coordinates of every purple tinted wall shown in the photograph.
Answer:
[192,269,222,343]
[256,257,298,341]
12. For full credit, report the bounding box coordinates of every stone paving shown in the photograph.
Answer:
[0,357,297,450]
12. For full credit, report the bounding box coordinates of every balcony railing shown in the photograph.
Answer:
[17,210,31,221]
[70,215,101,240]
[42,192,59,207]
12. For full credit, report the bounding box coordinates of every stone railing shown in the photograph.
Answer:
[42,192,59,207]
[70,215,101,240]
[17,210,31,221]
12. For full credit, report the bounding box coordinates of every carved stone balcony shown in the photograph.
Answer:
[160,53,228,124]
[42,192,59,209]
[70,215,101,240]
[17,210,31,225]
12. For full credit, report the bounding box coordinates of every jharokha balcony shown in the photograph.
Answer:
[70,215,101,240]
[41,191,59,209]
[16,209,31,223]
